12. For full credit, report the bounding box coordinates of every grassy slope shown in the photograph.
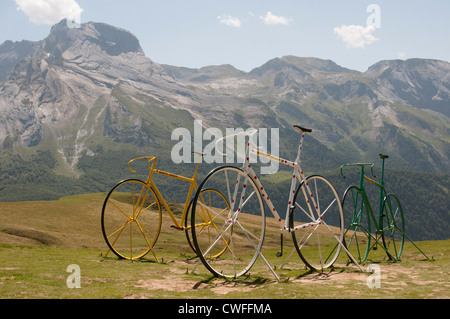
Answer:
[0,193,448,299]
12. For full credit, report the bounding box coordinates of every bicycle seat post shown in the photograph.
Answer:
[293,125,312,163]
[379,154,388,187]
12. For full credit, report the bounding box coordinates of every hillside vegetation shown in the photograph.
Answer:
[0,148,448,241]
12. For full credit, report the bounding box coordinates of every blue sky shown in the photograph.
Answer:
[1,0,449,72]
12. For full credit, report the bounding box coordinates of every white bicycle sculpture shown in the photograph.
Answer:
[190,125,361,280]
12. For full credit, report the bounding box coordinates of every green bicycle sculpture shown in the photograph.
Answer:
[340,154,429,263]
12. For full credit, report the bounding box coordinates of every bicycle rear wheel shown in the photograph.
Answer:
[184,188,230,257]
[341,186,371,263]
[290,175,344,271]
[101,179,162,260]
[191,166,266,278]
[381,193,404,260]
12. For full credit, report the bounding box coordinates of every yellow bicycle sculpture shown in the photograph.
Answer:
[101,153,229,261]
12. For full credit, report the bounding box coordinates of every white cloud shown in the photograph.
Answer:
[15,0,83,25]
[260,11,293,26]
[217,14,241,28]
[334,24,379,49]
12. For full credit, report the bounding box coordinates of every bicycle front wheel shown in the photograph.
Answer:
[381,193,404,260]
[341,186,371,263]
[291,175,344,271]
[101,179,162,260]
[191,166,266,278]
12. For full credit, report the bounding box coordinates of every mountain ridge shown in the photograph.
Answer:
[0,19,448,174]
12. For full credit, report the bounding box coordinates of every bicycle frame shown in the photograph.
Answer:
[248,131,317,233]
[127,154,202,230]
[341,161,387,234]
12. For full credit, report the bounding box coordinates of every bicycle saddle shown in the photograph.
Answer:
[294,125,312,133]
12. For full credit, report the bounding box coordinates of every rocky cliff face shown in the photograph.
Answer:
[0,20,449,175]
[0,20,170,171]
[366,59,450,117]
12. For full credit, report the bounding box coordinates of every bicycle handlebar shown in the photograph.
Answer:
[127,156,157,173]
[340,162,376,179]
[214,129,258,156]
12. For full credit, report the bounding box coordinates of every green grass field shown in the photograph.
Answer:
[0,193,448,299]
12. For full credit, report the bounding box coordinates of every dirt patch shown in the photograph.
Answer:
[132,273,266,296]
[286,268,368,286]
[134,275,203,292]
[208,280,266,295]
[0,268,20,270]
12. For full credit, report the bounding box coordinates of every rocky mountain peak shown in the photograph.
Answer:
[280,56,355,74]
[365,58,450,116]
[39,19,161,86]
[365,58,450,78]
[44,19,142,56]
